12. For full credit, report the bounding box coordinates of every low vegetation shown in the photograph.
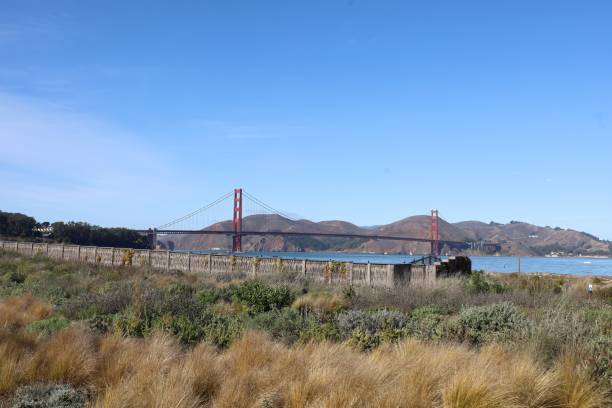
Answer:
[0,250,610,407]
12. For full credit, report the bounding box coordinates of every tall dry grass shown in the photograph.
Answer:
[0,294,51,329]
[0,327,608,407]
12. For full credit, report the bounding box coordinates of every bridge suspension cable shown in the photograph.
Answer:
[242,190,297,222]
[157,191,233,229]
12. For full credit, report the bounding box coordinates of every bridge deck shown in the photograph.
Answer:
[137,229,469,247]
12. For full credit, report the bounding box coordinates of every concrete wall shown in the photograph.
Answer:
[0,240,471,288]
[390,256,471,286]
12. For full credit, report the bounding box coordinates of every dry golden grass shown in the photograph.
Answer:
[0,329,37,393]
[27,327,97,385]
[556,354,607,408]
[292,292,345,315]
[0,327,608,407]
[0,294,52,329]
[92,334,201,408]
[0,292,608,407]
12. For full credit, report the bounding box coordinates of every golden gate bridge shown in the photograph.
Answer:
[136,188,495,256]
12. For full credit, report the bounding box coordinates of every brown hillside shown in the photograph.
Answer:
[161,215,611,257]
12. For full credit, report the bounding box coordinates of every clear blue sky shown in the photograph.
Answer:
[1,1,611,239]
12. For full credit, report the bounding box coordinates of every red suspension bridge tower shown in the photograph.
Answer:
[430,209,440,256]
[232,188,243,252]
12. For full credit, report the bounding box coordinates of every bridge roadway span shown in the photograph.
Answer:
[137,229,470,248]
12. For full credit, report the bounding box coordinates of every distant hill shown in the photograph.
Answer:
[162,214,611,257]
[455,220,611,256]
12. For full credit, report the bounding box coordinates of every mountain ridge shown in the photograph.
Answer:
[161,214,611,257]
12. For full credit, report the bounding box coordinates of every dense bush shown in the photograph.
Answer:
[297,321,340,343]
[458,302,527,344]
[196,285,235,306]
[464,271,509,294]
[153,313,206,344]
[251,308,307,343]
[232,280,296,314]
[337,309,408,350]
[201,313,244,348]
[336,309,407,338]
[405,305,449,340]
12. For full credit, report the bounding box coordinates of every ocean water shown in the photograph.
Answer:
[228,251,612,276]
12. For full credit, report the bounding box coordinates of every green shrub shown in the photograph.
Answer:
[298,321,340,343]
[406,305,449,340]
[88,314,114,333]
[336,309,407,338]
[113,307,151,337]
[154,313,205,344]
[232,280,296,314]
[348,328,380,351]
[458,302,527,344]
[196,287,221,305]
[131,283,206,322]
[337,309,408,349]
[202,314,244,348]
[26,317,70,336]
[251,308,306,343]
[465,271,509,294]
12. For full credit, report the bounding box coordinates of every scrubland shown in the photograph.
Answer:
[0,250,610,407]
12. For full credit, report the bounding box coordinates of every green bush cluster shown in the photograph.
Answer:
[464,271,510,294]
[337,309,408,350]
[457,302,527,344]
[231,280,296,314]
[405,305,450,341]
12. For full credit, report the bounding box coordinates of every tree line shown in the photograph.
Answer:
[0,210,149,249]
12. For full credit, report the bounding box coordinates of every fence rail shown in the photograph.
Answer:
[0,241,470,287]
[0,241,406,287]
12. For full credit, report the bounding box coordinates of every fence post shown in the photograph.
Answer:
[302,260,307,277]
[61,244,65,260]
[77,245,81,262]
[166,250,171,270]
[30,242,34,255]
[93,246,98,264]
[46,243,49,255]
[208,254,212,275]
[252,258,257,277]
[386,264,394,288]
[188,251,191,273]
[1,241,4,250]
[348,262,353,285]
[111,248,115,265]
[366,263,372,286]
